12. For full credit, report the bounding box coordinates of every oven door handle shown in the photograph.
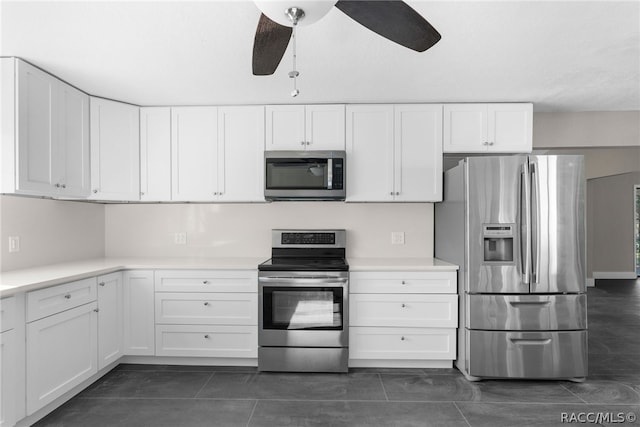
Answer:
[259,277,348,285]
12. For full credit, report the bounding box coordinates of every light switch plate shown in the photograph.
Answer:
[391,231,405,245]
[8,236,20,253]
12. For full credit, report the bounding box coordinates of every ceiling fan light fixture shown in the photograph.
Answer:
[254,1,337,27]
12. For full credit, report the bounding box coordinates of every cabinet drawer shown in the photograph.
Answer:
[155,293,257,325]
[467,330,587,379]
[350,327,455,360]
[0,297,16,332]
[350,294,457,327]
[155,324,257,358]
[350,271,456,294]
[155,270,257,293]
[27,278,97,322]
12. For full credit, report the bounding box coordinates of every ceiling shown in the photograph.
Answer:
[1,1,639,112]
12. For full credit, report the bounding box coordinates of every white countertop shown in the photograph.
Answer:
[0,256,458,297]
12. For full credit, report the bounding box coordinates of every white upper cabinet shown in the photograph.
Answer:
[217,106,265,202]
[346,105,395,202]
[394,104,443,201]
[443,103,532,153]
[266,104,345,150]
[90,97,140,200]
[1,58,90,198]
[140,107,171,201]
[346,104,443,202]
[171,107,218,201]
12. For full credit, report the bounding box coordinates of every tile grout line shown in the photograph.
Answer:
[377,373,390,401]
[558,383,589,405]
[193,371,217,399]
[453,402,473,427]
[245,399,259,427]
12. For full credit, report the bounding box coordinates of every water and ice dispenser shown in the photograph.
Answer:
[483,224,514,263]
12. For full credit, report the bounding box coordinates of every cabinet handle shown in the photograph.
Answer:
[204,334,210,339]
[400,336,406,341]
[203,280,210,285]
[401,280,406,285]
[94,308,100,313]
[99,282,105,286]
[64,294,71,299]
[204,302,210,306]
[401,303,406,308]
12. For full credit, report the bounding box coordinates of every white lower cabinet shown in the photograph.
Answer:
[97,272,123,370]
[349,270,458,368]
[0,329,17,427]
[123,270,155,356]
[26,302,98,414]
[154,270,258,360]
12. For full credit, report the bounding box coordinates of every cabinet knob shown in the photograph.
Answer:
[395,192,400,196]
[94,308,100,313]
[400,336,406,341]
[203,280,210,285]
[204,302,210,306]
[93,189,98,194]
[204,334,210,339]
[488,141,494,146]
[301,141,305,146]
[401,280,406,285]
[61,184,66,189]
[401,303,406,308]
[64,294,71,299]
[306,141,311,146]
[390,192,394,196]
[140,192,145,196]
[99,282,105,286]
[55,183,61,188]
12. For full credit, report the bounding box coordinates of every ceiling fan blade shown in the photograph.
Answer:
[252,13,293,76]
[334,0,441,52]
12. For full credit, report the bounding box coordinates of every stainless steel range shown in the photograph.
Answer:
[258,229,349,373]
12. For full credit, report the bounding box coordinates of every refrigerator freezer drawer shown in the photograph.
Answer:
[467,294,586,330]
[467,330,587,379]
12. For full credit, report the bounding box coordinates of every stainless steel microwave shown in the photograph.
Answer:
[264,150,346,201]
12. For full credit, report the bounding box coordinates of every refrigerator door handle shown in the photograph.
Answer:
[520,163,531,286]
[530,162,541,284]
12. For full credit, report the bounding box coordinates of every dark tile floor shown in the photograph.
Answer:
[34,279,640,427]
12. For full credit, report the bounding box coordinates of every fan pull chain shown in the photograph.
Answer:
[288,21,300,97]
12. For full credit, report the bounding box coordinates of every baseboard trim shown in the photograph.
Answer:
[593,271,638,280]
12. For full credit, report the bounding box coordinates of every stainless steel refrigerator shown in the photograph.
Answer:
[435,155,587,381]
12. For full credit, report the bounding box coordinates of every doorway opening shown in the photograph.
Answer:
[635,185,640,276]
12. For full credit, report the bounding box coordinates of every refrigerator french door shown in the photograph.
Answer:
[435,155,587,381]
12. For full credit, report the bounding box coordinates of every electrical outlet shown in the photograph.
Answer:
[174,232,187,245]
[391,231,405,245]
[8,236,20,253]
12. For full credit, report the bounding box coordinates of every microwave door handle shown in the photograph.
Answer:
[327,159,333,189]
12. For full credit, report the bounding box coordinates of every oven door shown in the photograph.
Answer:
[258,273,348,347]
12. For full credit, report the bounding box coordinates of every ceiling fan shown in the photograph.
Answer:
[252,0,442,76]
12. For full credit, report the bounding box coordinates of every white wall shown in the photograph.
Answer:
[104,202,434,259]
[587,171,640,278]
[0,195,105,271]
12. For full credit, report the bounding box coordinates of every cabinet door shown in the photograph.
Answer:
[16,60,56,195]
[171,107,218,201]
[90,97,140,200]
[97,272,123,370]
[140,107,172,201]
[26,302,98,415]
[443,104,488,153]
[0,330,16,427]
[394,104,443,201]
[265,105,305,150]
[56,81,90,197]
[217,106,265,202]
[488,103,533,153]
[123,270,155,356]
[346,105,394,201]
[305,104,345,150]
